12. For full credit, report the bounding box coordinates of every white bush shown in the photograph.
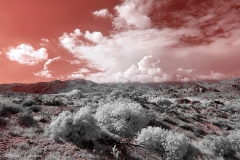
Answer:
[202,130,240,156]
[148,97,172,106]
[65,89,84,99]
[135,126,189,160]
[45,106,101,146]
[95,99,151,137]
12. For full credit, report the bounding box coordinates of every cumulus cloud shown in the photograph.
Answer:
[67,68,90,79]
[84,31,105,43]
[6,44,48,65]
[34,57,60,78]
[92,8,112,18]
[59,0,240,83]
[59,28,183,73]
[109,55,171,83]
[41,38,49,43]
[114,0,151,29]
[66,60,81,65]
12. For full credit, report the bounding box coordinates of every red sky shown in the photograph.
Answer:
[1,0,240,83]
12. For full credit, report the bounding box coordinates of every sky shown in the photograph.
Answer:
[1,0,240,83]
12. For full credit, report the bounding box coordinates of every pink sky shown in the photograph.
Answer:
[1,0,240,83]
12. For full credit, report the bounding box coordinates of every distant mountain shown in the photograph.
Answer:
[0,79,97,94]
[0,77,240,97]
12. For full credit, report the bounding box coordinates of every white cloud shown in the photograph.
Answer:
[114,1,151,29]
[34,70,52,78]
[41,38,49,43]
[196,71,227,81]
[86,55,171,83]
[6,44,48,65]
[67,73,85,79]
[59,0,240,83]
[67,68,89,79]
[84,31,105,43]
[59,28,181,73]
[66,60,81,65]
[93,8,112,18]
[34,57,60,78]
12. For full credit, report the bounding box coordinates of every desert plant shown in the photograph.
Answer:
[29,105,41,112]
[18,111,36,127]
[148,97,172,107]
[202,130,240,157]
[22,99,37,107]
[65,89,84,99]
[156,98,172,106]
[95,99,151,137]
[0,102,22,116]
[45,106,101,147]
[135,126,189,160]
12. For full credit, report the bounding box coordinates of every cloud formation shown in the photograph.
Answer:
[6,44,48,65]
[114,0,152,29]
[34,57,60,78]
[3,0,240,83]
[109,55,171,83]
[92,8,112,18]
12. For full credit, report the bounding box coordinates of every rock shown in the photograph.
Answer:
[176,98,191,104]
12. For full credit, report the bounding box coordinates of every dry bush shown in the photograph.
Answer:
[148,97,172,107]
[135,126,189,160]
[18,111,36,127]
[29,105,41,112]
[95,98,151,137]
[22,99,37,107]
[0,101,22,116]
[65,89,84,99]
[45,106,101,147]
[202,130,240,157]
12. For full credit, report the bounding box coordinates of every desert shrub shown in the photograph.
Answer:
[0,118,7,127]
[29,105,41,112]
[44,98,63,106]
[0,102,22,116]
[45,106,101,147]
[157,99,172,106]
[148,97,172,107]
[229,114,240,122]
[135,126,189,160]
[178,122,193,131]
[22,99,37,107]
[202,130,240,157]
[110,90,130,98]
[66,89,84,99]
[18,111,36,127]
[95,99,151,137]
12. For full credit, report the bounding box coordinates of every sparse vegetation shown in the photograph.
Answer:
[22,99,37,107]
[17,111,36,127]
[0,101,22,116]
[202,130,240,157]
[1,78,240,159]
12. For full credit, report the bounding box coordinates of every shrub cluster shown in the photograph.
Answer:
[22,99,37,107]
[65,89,84,99]
[135,126,189,160]
[18,111,36,127]
[95,99,151,137]
[148,97,172,107]
[45,106,101,147]
[0,102,22,116]
[203,130,240,157]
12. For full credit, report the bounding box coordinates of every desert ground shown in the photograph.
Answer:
[0,78,240,160]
